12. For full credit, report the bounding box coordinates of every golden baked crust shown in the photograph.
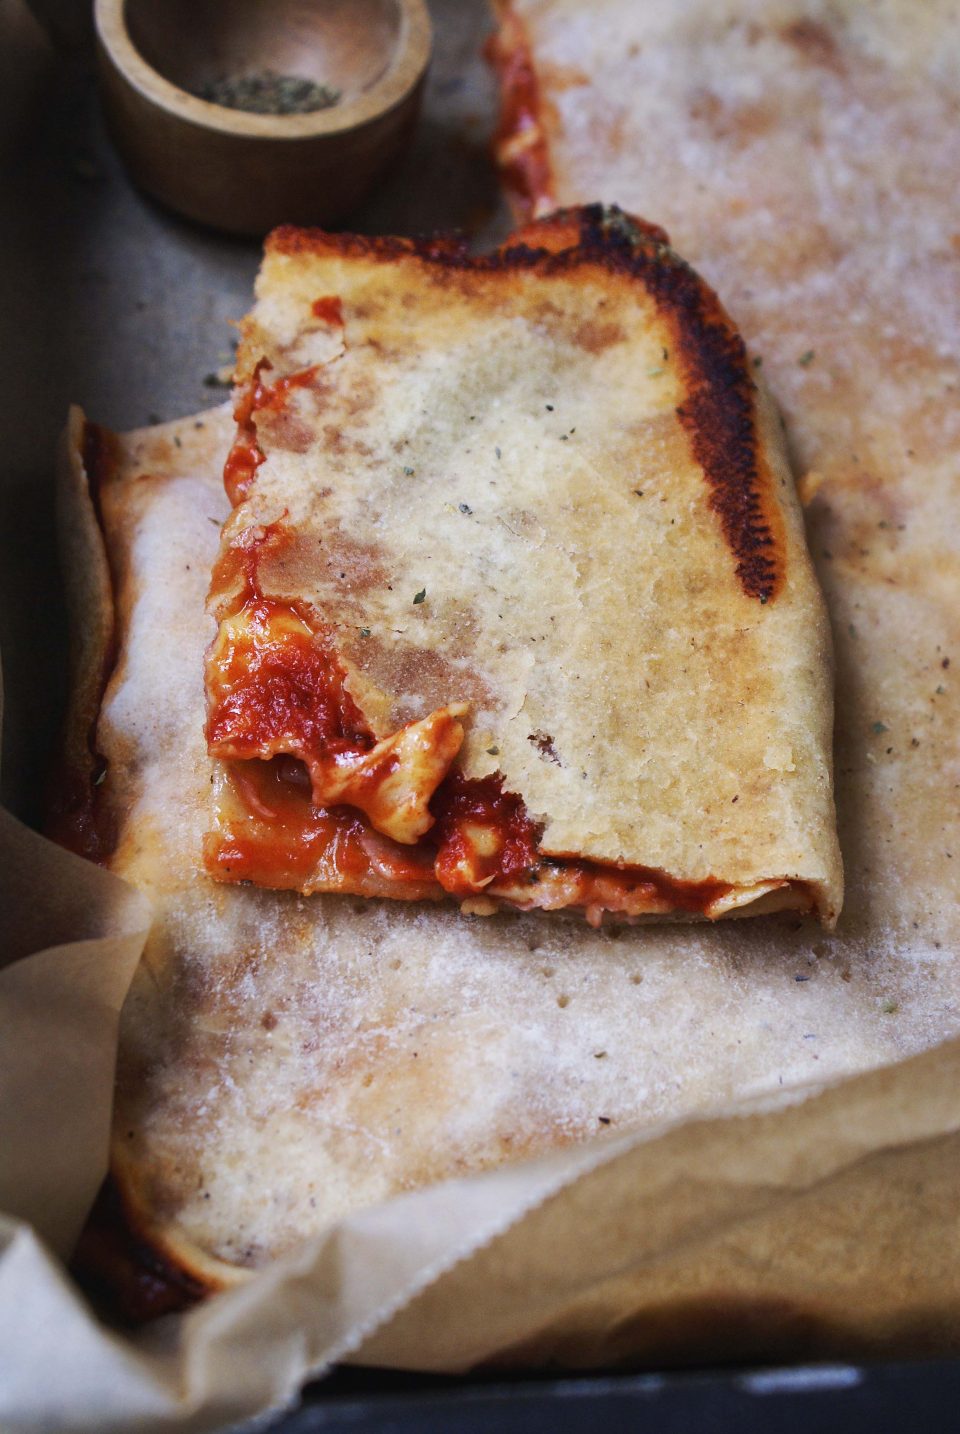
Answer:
[205,208,841,923]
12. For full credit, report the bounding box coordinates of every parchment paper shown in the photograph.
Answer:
[2,2,960,1431]
[2,798,960,1434]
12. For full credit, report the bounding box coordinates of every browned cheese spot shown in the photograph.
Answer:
[255,407,314,455]
[349,634,495,729]
[574,318,627,353]
[529,730,561,764]
[781,17,846,75]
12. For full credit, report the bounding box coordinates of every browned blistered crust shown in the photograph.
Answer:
[49,415,121,861]
[72,1177,208,1324]
[264,207,784,602]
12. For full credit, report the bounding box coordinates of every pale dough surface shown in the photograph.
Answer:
[211,213,840,912]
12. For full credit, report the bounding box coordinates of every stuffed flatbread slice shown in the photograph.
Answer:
[204,209,842,925]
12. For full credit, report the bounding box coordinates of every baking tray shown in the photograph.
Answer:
[2,2,957,1430]
[280,1359,960,1432]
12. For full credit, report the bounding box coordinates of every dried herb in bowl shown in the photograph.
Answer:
[197,70,341,116]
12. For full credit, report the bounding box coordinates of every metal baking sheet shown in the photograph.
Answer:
[278,1359,960,1433]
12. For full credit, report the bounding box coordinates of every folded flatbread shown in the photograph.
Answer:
[203,209,841,925]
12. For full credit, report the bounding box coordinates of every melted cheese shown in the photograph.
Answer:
[207,599,467,844]
[305,704,467,846]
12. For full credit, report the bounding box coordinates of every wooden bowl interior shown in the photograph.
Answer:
[125,0,403,106]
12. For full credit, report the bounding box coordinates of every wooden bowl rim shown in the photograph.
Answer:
[94,0,432,139]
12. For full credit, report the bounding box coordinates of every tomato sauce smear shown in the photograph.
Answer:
[206,598,373,763]
[222,361,321,506]
[311,295,343,324]
[207,757,440,900]
[207,748,741,920]
[430,771,541,893]
[486,8,555,217]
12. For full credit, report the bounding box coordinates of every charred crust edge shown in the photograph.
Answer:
[71,1176,209,1325]
[47,418,122,860]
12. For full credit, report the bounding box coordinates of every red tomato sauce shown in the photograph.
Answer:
[208,757,439,897]
[311,295,343,324]
[206,599,373,762]
[430,771,542,893]
[222,362,320,506]
[487,10,555,217]
[207,519,375,773]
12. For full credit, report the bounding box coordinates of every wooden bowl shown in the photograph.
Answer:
[94,0,432,235]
